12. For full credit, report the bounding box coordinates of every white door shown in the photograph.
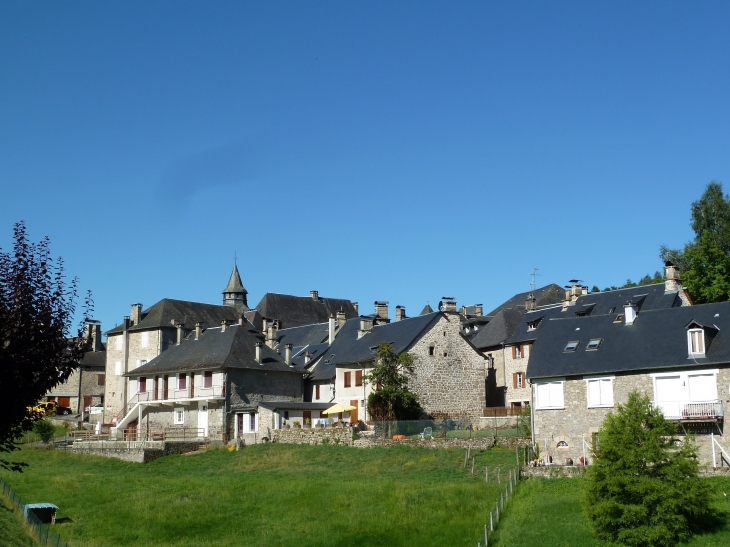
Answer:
[655,376,682,418]
[198,402,208,437]
[688,374,717,402]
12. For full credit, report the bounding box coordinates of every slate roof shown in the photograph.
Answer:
[506,304,564,345]
[126,324,306,376]
[470,308,526,350]
[291,343,330,367]
[308,312,441,381]
[527,301,730,380]
[106,299,240,335]
[255,293,358,329]
[420,303,434,315]
[222,264,247,295]
[80,349,106,368]
[486,284,565,317]
[275,323,329,349]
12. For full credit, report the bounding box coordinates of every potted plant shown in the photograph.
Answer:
[293,420,301,429]
[283,422,290,430]
[303,418,311,429]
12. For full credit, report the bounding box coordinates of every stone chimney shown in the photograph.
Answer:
[374,301,389,321]
[624,301,638,325]
[440,298,457,313]
[255,341,263,364]
[352,302,358,314]
[85,321,103,352]
[328,313,336,344]
[131,303,143,326]
[173,320,183,345]
[221,320,227,333]
[562,289,572,310]
[582,286,589,295]
[358,316,374,338]
[285,344,292,366]
[310,290,319,300]
[266,321,278,348]
[474,304,483,317]
[195,322,203,340]
[395,306,406,321]
[665,261,681,292]
[305,351,311,364]
[525,293,537,312]
[336,309,347,330]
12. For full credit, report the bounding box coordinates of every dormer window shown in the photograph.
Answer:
[688,329,705,356]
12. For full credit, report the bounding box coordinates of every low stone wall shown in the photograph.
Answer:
[71,440,200,463]
[272,427,352,446]
[522,465,588,479]
[353,436,531,450]
[478,416,518,430]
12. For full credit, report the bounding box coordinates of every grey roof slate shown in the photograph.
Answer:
[308,312,441,381]
[527,301,730,380]
[275,323,329,349]
[125,324,307,376]
[222,264,247,295]
[470,308,526,350]
[106,299,240,335]
[486,284,565,317]
[255,293,357,329]
[420,303,434,315]
[291,343,330,367]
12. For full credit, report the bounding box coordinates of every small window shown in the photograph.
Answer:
[556,441,568,448]
[586,377,614,407]
[174,408,184,425]
[325,354,335,363]
[428,345,435,356]
[355,370,363,387]
[586,338,602,351]
[141,332,149,348]
[178,374,187,390]
[344,371,351,388]
[517,372,524,389]
[535,381,565,409]
[564,341,579,352]
[369,346,378,354]
[614,314,624,323]
[139,377,147,393]
[115,336,122,351]
[98,374,105,386]
[284,411,289,420]
[688,329,705,356]
[115,361,121,376]
[204,371,213,388]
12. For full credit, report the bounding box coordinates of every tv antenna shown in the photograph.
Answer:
[530,268,539,292]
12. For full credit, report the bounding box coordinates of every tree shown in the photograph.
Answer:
[0,222,89,471]
[364,342,421,423]
[583,391,720,547]
[660,181,730,302]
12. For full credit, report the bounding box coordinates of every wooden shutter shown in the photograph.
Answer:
[355,370,363,386]
[528,343,533,356]
[344,371,351,387]
[315,384,320,400]
[513,373,517,389]
[98,374,105,386]
[511,345,517,359]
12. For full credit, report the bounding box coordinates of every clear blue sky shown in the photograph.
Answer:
[1,2,729,334]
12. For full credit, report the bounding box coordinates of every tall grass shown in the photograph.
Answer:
[0,494,39,546]
[1,443,518,547]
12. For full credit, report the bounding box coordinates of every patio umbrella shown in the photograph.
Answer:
[322,403,356,415]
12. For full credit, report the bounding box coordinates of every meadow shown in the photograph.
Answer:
[0,443,517,547]
[490,476,730,547]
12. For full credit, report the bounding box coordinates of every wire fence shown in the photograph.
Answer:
[0,476,70,547]
[361,419,525,439]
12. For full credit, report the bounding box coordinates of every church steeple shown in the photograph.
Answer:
[223,263,249,311]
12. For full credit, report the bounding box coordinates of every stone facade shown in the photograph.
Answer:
[407,313,487,421]
[71,440,200,462]
[533,367,730,467]
[272,427,352,446]
[46,366,106,414]
[503,341,532,408]
[352,435,530,450]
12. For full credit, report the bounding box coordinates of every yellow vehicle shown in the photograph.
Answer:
[31,401,58,416]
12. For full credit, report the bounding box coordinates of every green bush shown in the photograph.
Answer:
[32,419,55,444]
[583,391,723,547]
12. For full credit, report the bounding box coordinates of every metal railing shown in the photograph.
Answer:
[483,406,524,417]
[654,400,724,420]
[115,385,226,424]
[164,427,205,441]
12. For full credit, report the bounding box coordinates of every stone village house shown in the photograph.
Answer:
[305,300,488,423]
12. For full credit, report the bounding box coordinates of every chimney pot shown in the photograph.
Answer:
[624,302,638,325]
[305,351,310,364]
[358,316,374,338]
[131,304,143,326]
[195,322,203,340]
[285,343,293,366]
[328,313,336,344]
[255,341,263,364]
[175,322,183,345]
[395,306,406,321]
[336,309,347,330]
[474,304,483,317]
[441,300,457,313]
[374,301,389,321]
[664,261,681,292]
[310,290,319,300]
[221,320,227,333]
[352,302,358,314]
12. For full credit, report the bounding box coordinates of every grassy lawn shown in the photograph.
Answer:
[0,494,39,546]
[491,477,730,547]
[0,443,518,547]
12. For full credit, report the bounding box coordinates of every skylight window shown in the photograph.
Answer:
[324,354,335,363]
[614,314,624,323]
[586,338,602,350]
[564,341,579,352]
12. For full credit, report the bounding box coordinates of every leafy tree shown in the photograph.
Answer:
[364,342,421,423]
[0,222,89,471]
[583,391,721,547]
[32,419,56,444]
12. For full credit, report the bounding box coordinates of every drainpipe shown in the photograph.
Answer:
[530,383,536,454]
[501,342,507,405]
[122,316,131,418]
[76,366,83,415]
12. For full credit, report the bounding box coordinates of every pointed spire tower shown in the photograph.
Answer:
[223,263,249,311]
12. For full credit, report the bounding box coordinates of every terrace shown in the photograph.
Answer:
[653,400,724,421]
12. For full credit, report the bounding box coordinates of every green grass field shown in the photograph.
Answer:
[0,495,39,547]
[491,477,730,547]
[0,444,518,547]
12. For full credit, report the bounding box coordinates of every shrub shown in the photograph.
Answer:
[33,419,55,444]
[583,391,722,547]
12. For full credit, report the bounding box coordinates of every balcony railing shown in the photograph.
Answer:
[115,385,226,424]
[654,400,724,421]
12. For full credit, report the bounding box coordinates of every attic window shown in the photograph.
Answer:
[527,318,542,331]
[614,314,624,323]
[564,341,579,352]
[324,354,335,364]
[688,329,705,356]
[609,307,615,314]
[369,346,378,354]
[586,338,602,351]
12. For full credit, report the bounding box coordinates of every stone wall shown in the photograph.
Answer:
[273,427,352,446]
[503,342,532,406]
[71,440,200,462]
[478,416,518,430]
[353,435,531,450]
[46,365,106,414]
[407,312,487,421]
[533,367,730,467]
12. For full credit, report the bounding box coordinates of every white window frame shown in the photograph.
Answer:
[115,361,122,376]
[174,407,184,425]
[141,331,149,348]
[534,379,565,409]
[651,369,719,402]
[687,329,705,357]
[584,375,615,408]
[115,336,122,351]
[517,372,524,389]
